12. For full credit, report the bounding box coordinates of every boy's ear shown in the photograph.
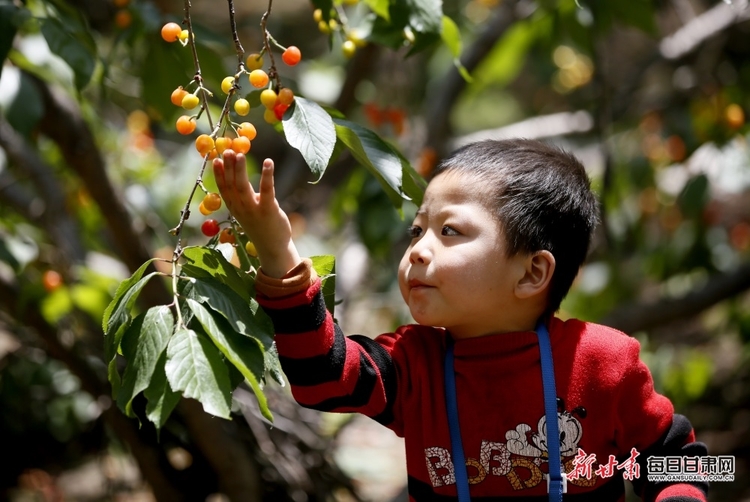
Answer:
[515,250,555,299]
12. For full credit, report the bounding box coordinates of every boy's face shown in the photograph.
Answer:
[398,171,530,339]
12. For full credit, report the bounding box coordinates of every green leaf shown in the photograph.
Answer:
[473,19,537,89]
[187,275,274,350]
[311,255,337,317]
[0,2,23,79]
[333,119,409,207]
[117,306,175,417]
[264,343,285,387]
[40,287,73,324]
[6,72,44,137]
[440,16,461,58]
[108,358,121,400]
[102,259,157,332]
[165,328,232,419]
[364,0,390,21]
[182,246,251,302]
[144,351,181,429]
[40,17,96,90]
[103,270,159,363]
[187,299,272,421]
[406,0,443,34]
[282,97,337,182]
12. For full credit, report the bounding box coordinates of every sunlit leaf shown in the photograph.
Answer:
[40,287,73,324]
[118,306,175,417]
[311,255,336,317]
[182,246,251,302]
[165,327,232,419]
[364,0,390,21]
[473,19,537,88]
[187,299,271,421]
[440,16,461,57]
[283,97,337,182]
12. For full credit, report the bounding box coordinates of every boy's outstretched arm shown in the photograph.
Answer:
[213,151,302,278]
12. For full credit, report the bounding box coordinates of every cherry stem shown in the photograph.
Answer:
[260,0,282,90]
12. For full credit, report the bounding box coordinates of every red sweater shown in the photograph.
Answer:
[256,262,708,502]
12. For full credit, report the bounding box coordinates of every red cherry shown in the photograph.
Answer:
[274,103,290,120]
[201,219,220,237]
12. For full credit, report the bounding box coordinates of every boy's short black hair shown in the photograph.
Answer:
[432,138,599,317]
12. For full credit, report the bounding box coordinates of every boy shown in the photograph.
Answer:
[213,139,708,501]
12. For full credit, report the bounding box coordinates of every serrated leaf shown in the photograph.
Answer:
[265,343,285,387]
[187,299,272,421]
[144,351,181,430]
[283,97,336,182]
[104,271,159,363]
[311,255,337,317]
[187,275,274,350]
[103,259,157,332]
[333,119,407,207]
[117,306,174,417]
[364,0,390,21]
[182,246,251,302]
[108,358,121,399]
[40,17,95,90]
[406,0,443,34]
[165,328,232,419]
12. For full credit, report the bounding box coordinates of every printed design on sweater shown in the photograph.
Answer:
[425,398,597,490]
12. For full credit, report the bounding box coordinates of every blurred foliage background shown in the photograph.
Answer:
[1,0,749,500]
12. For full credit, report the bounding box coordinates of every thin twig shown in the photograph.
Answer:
[228,0,245,64]
[260,0,281,90]
[183,0,214,130]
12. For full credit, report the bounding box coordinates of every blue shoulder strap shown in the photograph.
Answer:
[443,322,565,502]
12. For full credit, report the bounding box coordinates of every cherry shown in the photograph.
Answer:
[42,270,63,292]
[237,122,257,140]
[203,193,222,212]
[171,86,188,106]
[249,69,269,88]
[234,98,250,116]
[161,22,182,42]
[246,53,264,71]
[282,46,301,66]
[195,134,215,156]
[201,219,220,237]
[221,76,235,94]
[260,89,277,109]
[215,136,232,154]
[176,115,196,135]
[199,201,212,215]
[219,228,236,244]
[182,93,200,110]
[245,241,258,257]
[274,103,290,121]
[232,136,251,154]
[277,88,294,106]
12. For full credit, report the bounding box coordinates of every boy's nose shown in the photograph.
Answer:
[409,238,431,264]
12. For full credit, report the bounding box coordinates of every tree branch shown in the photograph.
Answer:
[600,260,750,334]
[0,115,87,264]
[0,277,185,501]
[425,0,521,158]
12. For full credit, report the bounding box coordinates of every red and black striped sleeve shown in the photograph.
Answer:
[255,264,398,425]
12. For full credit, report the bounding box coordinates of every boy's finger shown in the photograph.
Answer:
[229,151,256,201]
[258,158,276,200]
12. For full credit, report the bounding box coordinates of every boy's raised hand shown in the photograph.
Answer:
[213,150,302,278]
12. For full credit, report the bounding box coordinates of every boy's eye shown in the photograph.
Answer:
[407,225,422,238]
[442,226,460,236]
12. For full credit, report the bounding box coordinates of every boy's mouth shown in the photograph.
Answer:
[408,279,430,289]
